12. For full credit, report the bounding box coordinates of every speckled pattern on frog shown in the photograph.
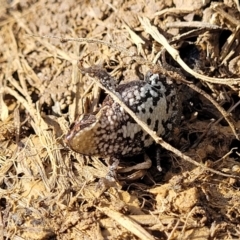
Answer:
[66,66,180,158]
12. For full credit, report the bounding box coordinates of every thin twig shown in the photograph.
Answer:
[166,21,222,29]
[97,206,155,240]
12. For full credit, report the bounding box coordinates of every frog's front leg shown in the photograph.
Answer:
[99,154,152,188]
[116,154,152,181]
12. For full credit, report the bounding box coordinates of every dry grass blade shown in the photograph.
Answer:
[220,26,240,62]
[0,159,14,185]
[139,16,240,85]
[212,3,240,26]
[30,34,152,66]
[167,219,180,240]
[0,72,9,121]
[97,207,155,240]
[166,21,222,29]
[214,100,240,126]
[0,210,3,240]
[0,85,9,121]
[122,20,146,57]
[30,34,136,58]
[154,8,193,17]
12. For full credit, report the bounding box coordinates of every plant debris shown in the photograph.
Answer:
[0,0,240,239]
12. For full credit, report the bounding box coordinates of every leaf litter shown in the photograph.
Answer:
[0,0,240,239]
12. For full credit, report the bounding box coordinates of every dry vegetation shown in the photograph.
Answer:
[0,0,240,239]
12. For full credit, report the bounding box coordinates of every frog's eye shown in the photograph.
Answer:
[70,114,97,131]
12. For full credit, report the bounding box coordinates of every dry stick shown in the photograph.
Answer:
[0,74,9,121]
[220,26,240,62]
[0,209,3,240]
[214,99,240,126]
[30,34,135,56]
[154,7,192,17]
[170,28,219,44]
[97,206,155,240]
[90,75,239,179]
[167,219,180,240]
[167,24,224,45]
[139,16,240,85]
[29,34,152,65]
[166,21,222,29]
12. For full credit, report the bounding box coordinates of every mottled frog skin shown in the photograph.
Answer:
[66,66,180,158]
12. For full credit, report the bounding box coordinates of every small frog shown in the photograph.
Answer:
[66,65,181,180]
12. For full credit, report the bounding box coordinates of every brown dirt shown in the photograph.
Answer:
[0,0,240,239]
